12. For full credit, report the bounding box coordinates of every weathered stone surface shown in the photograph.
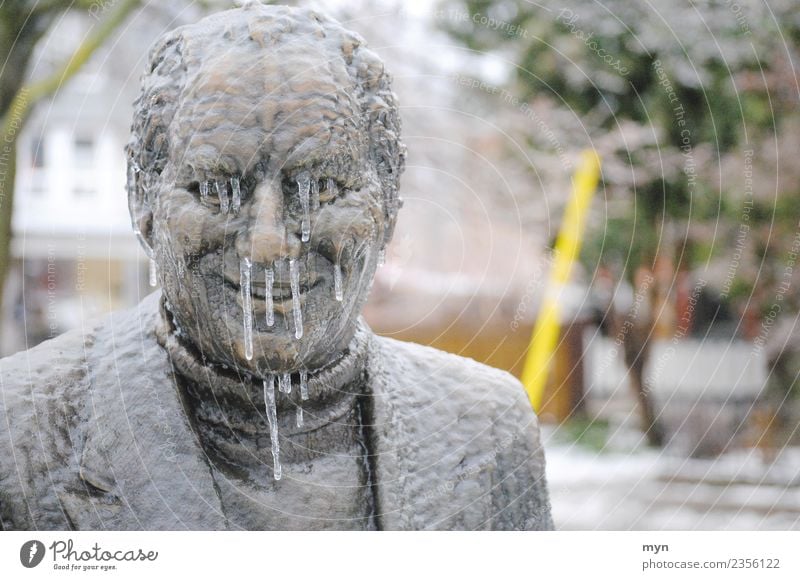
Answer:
[0,4,552,530]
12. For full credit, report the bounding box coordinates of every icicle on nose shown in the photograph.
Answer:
[297,172,311,243]
[278,372,292,394]
[377,248,386,267]
[334,262,343,302]
[200,180,209,204]
[295,406,304,428]
[265,265,275,327]
[230,176,241,214]
[240,257,254,361]
[216,180,230,214]
[149,258,158,287]
[263,376,281,481]
[290,258,303,339]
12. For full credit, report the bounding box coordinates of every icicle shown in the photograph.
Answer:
[240,257,253,360]
[263,377,281,481]
[265,266,275,327]
[278,372,292,394]
[297,173,311,242]
[200,180,209,204]
[216,180,230,214]
[299,370,309,401]
[230,176,241,214]
[326,177,338,200]
[310,179,320,211]
[290,258,303,339]
[334,262,343,301]
[378,248,386,267]
[149,258,158,287]
[295,369,309,428]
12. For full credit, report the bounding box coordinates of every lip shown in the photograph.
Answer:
[223,272,325,311]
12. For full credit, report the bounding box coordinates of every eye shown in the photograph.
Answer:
[318,177,341,205]
[197,177,243,214]
[281,176,302,213]
[281,173,344,212]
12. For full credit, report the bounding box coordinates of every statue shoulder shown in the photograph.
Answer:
[371,334,531,413]
[0,326,95,530]
[0,325,95,406]
[370,334,553,530]
[0,292,162,530]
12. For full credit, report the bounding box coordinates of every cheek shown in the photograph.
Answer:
[158,191,216,256]
[314,191,383,249]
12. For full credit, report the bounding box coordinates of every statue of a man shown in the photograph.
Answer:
[0,4,552,531]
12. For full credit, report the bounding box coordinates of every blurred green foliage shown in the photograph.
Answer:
[440,0,800,287]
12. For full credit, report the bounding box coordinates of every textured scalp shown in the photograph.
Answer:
[126,3,405,222]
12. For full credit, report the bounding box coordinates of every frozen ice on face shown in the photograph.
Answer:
[299,370,309,401]
[240,257,254,361]
[263,377,281,481]
[334,262,343,302]
[278,372,292,394]
[149,258,158,287]
[297,172,311,243]
[265,266,275,327]
[290,258,303,339]
[230,176,241,214]
[216,180,230,214]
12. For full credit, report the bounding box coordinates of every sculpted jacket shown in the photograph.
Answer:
[0,292,553,530]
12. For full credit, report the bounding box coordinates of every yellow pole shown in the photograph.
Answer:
[521,150,601,412]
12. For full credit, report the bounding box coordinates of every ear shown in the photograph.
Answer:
[127,161,155,258]
[382,195,402,247]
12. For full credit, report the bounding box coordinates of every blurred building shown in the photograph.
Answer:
[2,10,181,355]
[5,3,594,422]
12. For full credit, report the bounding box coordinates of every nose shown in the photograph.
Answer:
[236,179,301,264]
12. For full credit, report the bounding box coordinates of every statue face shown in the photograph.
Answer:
[143,55,388,375]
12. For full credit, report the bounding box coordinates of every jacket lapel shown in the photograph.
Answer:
[62,292,226,530]
[368,337,492,530]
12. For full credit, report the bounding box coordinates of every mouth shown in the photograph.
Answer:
[223,259,325,307]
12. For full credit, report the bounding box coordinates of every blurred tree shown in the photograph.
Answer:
[0,0,141,338]
[440,0,800,445]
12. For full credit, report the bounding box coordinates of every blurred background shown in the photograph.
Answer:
[2,0,799,529]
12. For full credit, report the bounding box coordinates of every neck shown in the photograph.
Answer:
[155,298,371,434]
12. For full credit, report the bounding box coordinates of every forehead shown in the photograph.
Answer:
[169,36,365,173]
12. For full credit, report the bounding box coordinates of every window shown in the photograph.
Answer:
[30,137,45,169]
[74,136,95,169]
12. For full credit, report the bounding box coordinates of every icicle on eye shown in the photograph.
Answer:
[299,370,309,401]
[318,177,339,204]
[310,178,320,211]
[216,180,230,214]
[296,172,311,243]
[230,176,241,214]
[263,377,281,481]
[278,372,292,394]
[240,257,254,361]
[334,262,343,302]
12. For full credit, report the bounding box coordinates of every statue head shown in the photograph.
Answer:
[126,4,405,375]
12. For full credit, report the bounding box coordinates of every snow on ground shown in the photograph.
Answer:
[542,427,800,530]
